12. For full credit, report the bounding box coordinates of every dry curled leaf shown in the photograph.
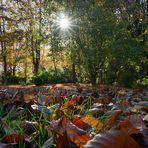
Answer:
[52,117,91,147]
[84,130,140,148]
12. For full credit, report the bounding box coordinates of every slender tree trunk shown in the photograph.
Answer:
[147,0,148,12]
[0,0,7,83]
[50,23,57,76]
[72,63,76,83]
[12,65,16,77]
[24,62,27,83]
[28,0,41,76]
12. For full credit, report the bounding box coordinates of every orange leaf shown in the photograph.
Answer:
[81,115,103,132]
[61,99,76,110]
[54,117,91,147]
[106,110,122,126]
[72,115,86,129]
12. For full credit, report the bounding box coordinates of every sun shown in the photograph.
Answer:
[59,18,70,29]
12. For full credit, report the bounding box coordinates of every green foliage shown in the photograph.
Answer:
[32,68,72,85]
[118,70,137,88]
[0,0,148,87]
[2,76,26,85]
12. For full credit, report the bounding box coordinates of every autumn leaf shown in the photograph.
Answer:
[81,115,103,132]
[51,117,91,147]
[95,97,112,104]
[84,130,140,148]
[2,133,24,144]
[56,131,70,148]
[119,120,141,135]
[71,115,91,131]
[60,96,81,111]
[106,110,122,126]
[128,114,145,129]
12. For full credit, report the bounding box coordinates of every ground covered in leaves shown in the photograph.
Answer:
[0,84,148,148]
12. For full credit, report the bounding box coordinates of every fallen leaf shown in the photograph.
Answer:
[81,115,103,132]
[106,110,122,126]
[128,114,145,129]
[2,133,24,144]
[71,115,91,131]
[119,120,141,135]
[84,130,140,148]
[56,131,70,148]
[51,117,91,147]
[95,97,112,104]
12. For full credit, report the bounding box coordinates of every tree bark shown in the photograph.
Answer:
[0,0,7,83]
[72,63,76,83]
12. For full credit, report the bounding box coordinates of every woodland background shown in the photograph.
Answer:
[0,0,148,87]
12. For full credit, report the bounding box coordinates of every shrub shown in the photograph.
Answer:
[118,68,137,87]
[32,68,72,85]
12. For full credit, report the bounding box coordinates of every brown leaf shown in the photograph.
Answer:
[56,131,70,148]
[55,108,64,120]
[23,94,36,103]
[84,130,140,148]
[106,110,122,126]
[128,114,145,129]
[95,97,112,104]
[2,133,24,144]
[119,120,141,135]
[52,117,91,147]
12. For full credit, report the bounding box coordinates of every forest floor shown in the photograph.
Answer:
[0,84,148,147]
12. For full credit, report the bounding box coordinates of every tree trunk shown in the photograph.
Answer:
[24,62,27,84]
[147,0,148,12]
[12,65,16,77]
[0,1,7,83]
[72,63,76,83]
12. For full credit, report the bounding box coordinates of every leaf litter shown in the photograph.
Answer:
[0,84,148,147]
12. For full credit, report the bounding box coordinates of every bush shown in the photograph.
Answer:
[1,76,26,85]
[118,68,137,87]
[33,71,50,85]
[32,68,72,85]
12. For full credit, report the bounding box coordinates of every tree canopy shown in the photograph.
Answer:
[0,0,148,86]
